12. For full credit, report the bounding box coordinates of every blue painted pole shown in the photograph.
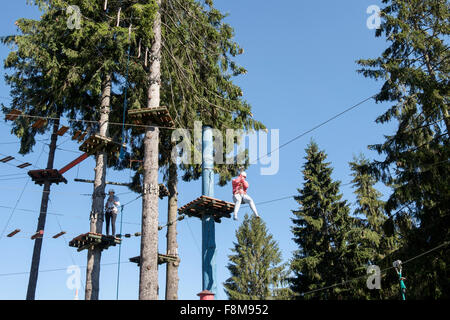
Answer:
[201,126,216,296]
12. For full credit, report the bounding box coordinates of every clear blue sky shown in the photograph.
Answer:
[0,0,395,300]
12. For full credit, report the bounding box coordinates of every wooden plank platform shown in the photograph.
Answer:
[69,232,121,252]
[128,106,175,129]
[27,169,68,186]
[56,126,69,136]
[52,231,66,239]
[31,230,44,240]
[79,134,126,156]
[32,118,46,129]
[17,163,32,169]
[129,253,180,267]
[178,195,234,223]
[5,109,22,121]
[0,156,14,163]
[77,131,88,142]
[72,130,82,140]
[7,229,21,237]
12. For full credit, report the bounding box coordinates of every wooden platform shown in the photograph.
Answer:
[5,109,22,121]
[28,169,68,186]
[128,107,175,128]
[129,253,180,267]
[79,134,126,156]
[56,126,69,136]
[178,195,234,223]
[69,232,121,252]
[32,118,46,129]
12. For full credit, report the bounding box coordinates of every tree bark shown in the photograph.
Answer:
[26,119,60,300]
[139,0,162,300]
[165,160,179,300]
[85,74,111,300]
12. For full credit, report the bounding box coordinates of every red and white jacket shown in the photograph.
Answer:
[232,175,249,195]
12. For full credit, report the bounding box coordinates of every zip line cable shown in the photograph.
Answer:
[298,240,450,297]
[2,112,177,130]
[53,214,85,291]
[255,95,376,163]
[0,139,49,242]
[1,155,446,234]
[0,261,133,278]
[2,156,446,235]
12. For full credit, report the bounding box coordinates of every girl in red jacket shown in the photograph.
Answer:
[232,171,260,221]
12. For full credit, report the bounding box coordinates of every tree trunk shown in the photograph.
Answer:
[85,74,111,300]
[139,0,162,300]
[26,119,60,300]
[165,161,179,300]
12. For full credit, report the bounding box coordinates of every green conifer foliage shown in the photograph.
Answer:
[347,155,400,299]
[290,142,354,300]
[224,214,290,300]
[357,0,449,298]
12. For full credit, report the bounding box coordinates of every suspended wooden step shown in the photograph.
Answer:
[17,163,32,169]
[27,169,68,186]
[0,156,14,163]
[79,134,126,156]
[31,230,44,240]
[128,106,175,129]
[5,109,22,121]
[56,126,69,136]
[129,253,180,267]
[77,131,88,142]
[69,232,121,252]
[72,130,83,141]
[116,232,141,238]
[178,195,235,223]
[158,216,185,231]
[32,118,47,129]
[52,231,66,239]
[7,229,21,238]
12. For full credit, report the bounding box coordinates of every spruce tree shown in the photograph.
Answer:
[357,0,450,298]
[224,214,290,300]
[347,155,400,299]
[290,142,354,300]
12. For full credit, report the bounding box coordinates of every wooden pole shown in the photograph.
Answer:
[26,119,60,300]
[85,74,111,300]
[165,160,179,300]
[139,0,161,300]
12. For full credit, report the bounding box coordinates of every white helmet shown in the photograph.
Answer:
[240,171,247,178]
[393,260,402,269]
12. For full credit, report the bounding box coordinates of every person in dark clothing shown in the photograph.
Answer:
[105,189,120,236]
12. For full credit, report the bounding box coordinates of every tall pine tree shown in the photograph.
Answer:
[224,214,290,300]
[290,142,355,300]
[357,0,450,298]
[347,155,399,299]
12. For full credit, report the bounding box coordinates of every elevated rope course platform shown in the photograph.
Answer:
[79,134,126,156]
[178,195,235,223]
[128,106,175,129]
[69,232,121,252]
[27,169,67,186]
